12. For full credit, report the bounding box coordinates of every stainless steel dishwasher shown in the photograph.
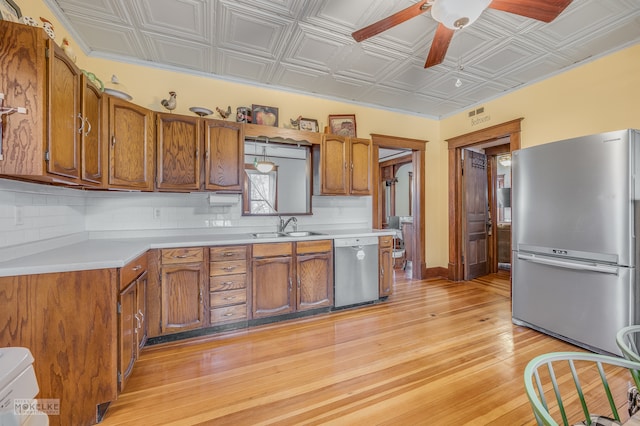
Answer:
[334,236,379,308]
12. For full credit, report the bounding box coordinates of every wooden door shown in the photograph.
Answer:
[118,281,137,392]
[80,75,104,185]
[156,114,202,191]
[379,236,393,297]
[349,137,372,195]
[161,263,205,333]
[204,120,243,192]
[320,134,349,194]
[463,149,489,280]
[47,43,80,180]
[109,98,154,190]
[296,251,332,311]
[252,256,294,318]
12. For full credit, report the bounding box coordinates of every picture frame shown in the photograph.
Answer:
[328,114,357,137]
[0,0,21,22]
[299,117,319,132]
[252,104,279,127]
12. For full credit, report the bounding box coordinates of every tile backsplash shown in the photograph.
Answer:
[0,178,371,248]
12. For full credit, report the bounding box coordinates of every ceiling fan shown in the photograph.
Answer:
[352,0,573,69]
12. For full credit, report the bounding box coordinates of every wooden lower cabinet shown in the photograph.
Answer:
[252,240,334,319]
[379,235,393,297]
[0,269,118,426]
[296,240,333,311]
[117,252,148,393]
[209,245,249,324]
[252,242,295,318]
[160,247,206,334]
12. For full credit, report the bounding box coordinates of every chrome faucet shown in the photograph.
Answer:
[278,216,298,233]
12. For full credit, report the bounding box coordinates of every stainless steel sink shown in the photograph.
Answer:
[285,231,325,237]
[251,232,287,238]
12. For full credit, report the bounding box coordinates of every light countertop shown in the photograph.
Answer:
[0,229,395,277]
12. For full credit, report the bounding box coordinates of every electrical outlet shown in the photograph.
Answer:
[15,206,24,225]
[153,208,161,219]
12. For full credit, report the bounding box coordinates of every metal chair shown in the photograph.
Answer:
[524,351,640,426]
[616,325,640,363]
[391,228,406,270]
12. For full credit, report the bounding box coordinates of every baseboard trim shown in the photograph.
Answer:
[425,267,448,280]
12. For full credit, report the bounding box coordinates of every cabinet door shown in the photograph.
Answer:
[156,114,202,191]
[47,43,80,180]
[379,246,393,297]
[349,137,372,195]
[252,256,294,318]
[135,272,148,355]
[118,281,137,392]
[297,251,333,311]
[204,120,243,192]
[80,76,104,185]
[109,97,154,190]
[161,263,205,333]
[320,134,349,195]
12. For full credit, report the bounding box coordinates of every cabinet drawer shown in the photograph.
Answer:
[252,242,292,258]
[120,252,147,290]
[210,304,247,323]
[210,274,246,292]
[210,260,247,276]
[379,235,393,248]
[161,247,203,264]
[210,288,247,308]
[296,240,332,255]
[210,246,246,262]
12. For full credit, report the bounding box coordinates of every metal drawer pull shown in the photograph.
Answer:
[223,281,234,285]
[223,266,236,271]
[131,265,142,271]
[224,313,233,317]
[223,252,234,257]
[224,296,236,301]
[175,254,190,258]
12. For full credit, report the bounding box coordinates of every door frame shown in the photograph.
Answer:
[446,119,523,281]
[371,134,427,280]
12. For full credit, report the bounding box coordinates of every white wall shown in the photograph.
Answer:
[0,179,86,248]
[0,178,371,249]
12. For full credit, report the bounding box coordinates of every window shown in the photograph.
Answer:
[243,166,278,214]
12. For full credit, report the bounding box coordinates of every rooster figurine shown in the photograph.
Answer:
[290,115,302,130]
[216,106,231,120]
[62,38,76,63]
[160,91,177,112]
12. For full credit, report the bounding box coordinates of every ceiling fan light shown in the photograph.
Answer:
[431,0,492,30]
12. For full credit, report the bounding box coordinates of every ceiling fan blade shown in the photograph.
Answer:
[352,0,430,42]
[488,0,573,23]
[424,24,455,68]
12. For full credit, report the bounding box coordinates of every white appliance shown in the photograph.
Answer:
[512,129,640,355]
[0,348,48,426]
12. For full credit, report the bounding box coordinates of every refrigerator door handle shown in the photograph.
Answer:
[517,252,618,275]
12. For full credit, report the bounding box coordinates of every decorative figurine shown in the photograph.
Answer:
[160,91,177,112]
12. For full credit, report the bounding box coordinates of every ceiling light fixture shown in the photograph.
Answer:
[498,154,512,167]
[430,0,492,30]
[256,146,275,173]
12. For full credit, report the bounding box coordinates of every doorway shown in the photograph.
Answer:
[446,119,523,282]
[371,134,427,279]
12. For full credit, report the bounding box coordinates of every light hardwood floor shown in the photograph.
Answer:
[101,270,586,425]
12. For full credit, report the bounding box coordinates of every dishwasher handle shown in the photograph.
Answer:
[517,252,618,275]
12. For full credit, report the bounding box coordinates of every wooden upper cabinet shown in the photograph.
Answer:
[47,43,81,180]
[320,134,349,195]
[80,74,105,186]
[204,119,244,192]
[316,134,371,196]
[349,137,372,195]
[108,97,154,191]
[156,113,202,191]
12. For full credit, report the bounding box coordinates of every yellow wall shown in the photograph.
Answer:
[18,0,640,270]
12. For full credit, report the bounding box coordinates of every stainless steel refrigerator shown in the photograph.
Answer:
[512,129,640,355]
